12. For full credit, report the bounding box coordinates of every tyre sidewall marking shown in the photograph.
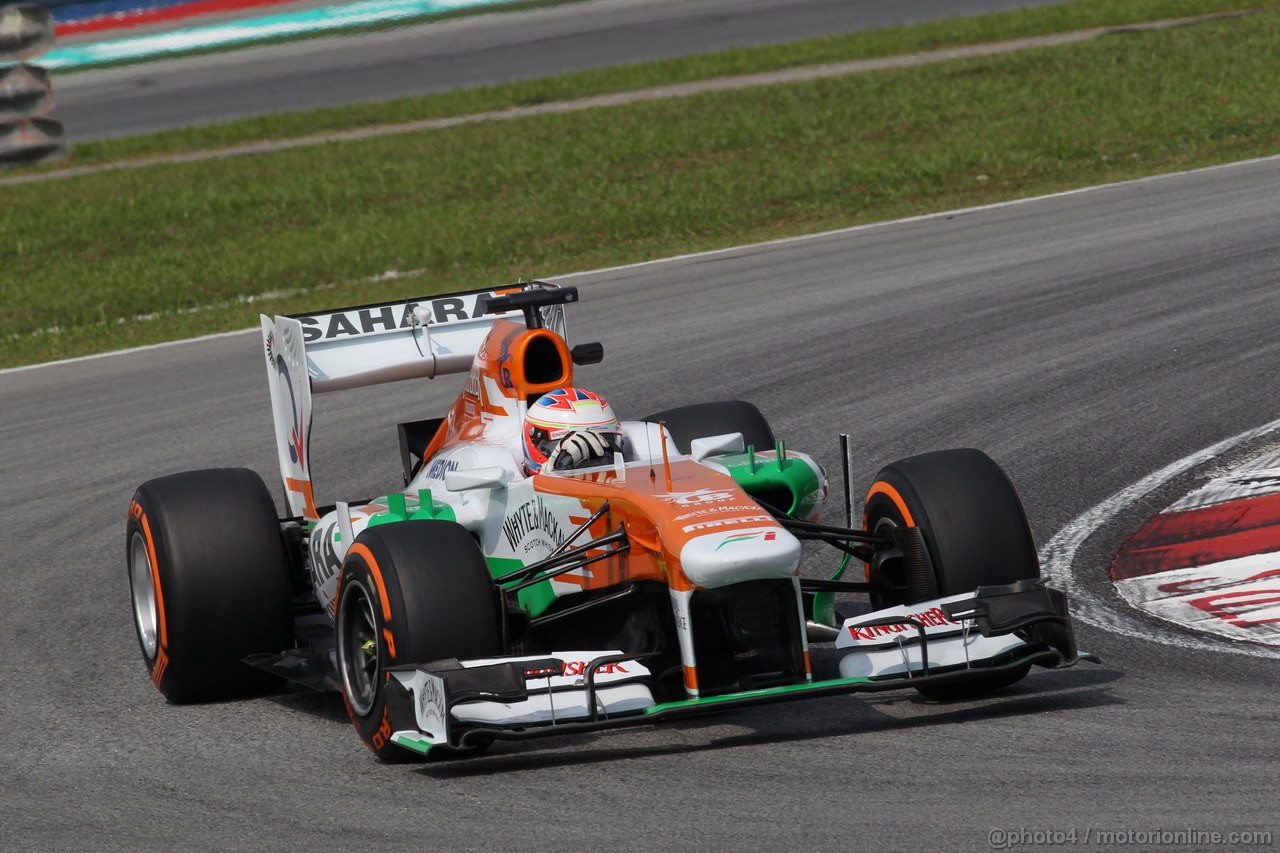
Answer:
[339,544,405,757]
[346,542,393,627]
[865,481,916,527]
[128,499,170,684]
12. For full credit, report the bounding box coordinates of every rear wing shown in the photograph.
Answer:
[260,282,573,519]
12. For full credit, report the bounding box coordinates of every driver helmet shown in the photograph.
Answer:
[523,388,624,473]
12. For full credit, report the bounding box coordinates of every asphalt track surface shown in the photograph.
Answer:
[52,0,1070,140]
[4,157,1279,851]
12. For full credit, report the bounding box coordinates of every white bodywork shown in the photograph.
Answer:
[679,527,803,588]
[390,651,656,749]
[834,594,1028,678]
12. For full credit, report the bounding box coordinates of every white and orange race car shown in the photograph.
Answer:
[126,281,1095,762]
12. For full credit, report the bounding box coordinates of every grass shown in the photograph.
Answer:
[2,1,1280,367]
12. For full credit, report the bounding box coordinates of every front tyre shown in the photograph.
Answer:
[126,468,293,703]
[336,520,502,763]
[643,400,775,454]
[864,449,1039,699]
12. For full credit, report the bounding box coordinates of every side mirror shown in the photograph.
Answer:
[444,467,510,492]
[690,432,745,462]
[571,342,604,365]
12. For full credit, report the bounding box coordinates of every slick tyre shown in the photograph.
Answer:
[335,520,502,763]
[644,400,775,454]
[863,449,1039,699]
[126,468,293,703]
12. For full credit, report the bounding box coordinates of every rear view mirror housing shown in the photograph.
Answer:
[690,432,746,462]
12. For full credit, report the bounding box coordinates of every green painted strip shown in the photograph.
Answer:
[390,731,436,755]
[811,552,853,627]
[486,554,558,617]
[643,676,876,715]
[366,490,456,526]
[42,0,524,69]
[717,449,820,516]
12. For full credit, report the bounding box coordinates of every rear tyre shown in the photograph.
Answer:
[336,520,502,763]
[643,400,775,454]
[863,449,1039,699]
[126,468,293,703]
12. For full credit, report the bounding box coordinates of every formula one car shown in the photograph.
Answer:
[126,281,1095,762]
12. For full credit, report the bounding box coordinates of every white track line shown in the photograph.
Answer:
[1041,416,1280,660]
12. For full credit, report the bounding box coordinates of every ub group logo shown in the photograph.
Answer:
[659,488,736,506]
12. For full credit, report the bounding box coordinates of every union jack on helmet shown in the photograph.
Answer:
[524,388,623,473]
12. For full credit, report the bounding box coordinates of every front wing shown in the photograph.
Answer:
[384,580,1097,756]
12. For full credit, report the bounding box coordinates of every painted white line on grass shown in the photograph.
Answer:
[553,153,1280,281]
[1040,416,1280,660]
[1,268,425,374]
[6,151,1280,378]
[0,326,261,375]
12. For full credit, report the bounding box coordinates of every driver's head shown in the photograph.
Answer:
[523,388,623,473]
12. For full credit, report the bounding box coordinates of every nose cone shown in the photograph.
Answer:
[678,527,802,588]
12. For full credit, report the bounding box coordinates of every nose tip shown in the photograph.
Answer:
[678,527,802,588]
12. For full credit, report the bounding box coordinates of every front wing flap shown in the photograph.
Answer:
[834,578,1097,679]
[386,651,659,753]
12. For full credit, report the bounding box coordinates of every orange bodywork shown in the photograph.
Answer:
[421,319,574,461]
[535,458,788,593]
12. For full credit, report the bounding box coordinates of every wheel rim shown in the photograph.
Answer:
[129,531,159,660]
[338,579,381,717]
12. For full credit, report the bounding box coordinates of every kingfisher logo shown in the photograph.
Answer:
[846,607,957,640]
[715,530,777,551]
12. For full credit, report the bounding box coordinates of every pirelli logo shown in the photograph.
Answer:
[151,647,170,687]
